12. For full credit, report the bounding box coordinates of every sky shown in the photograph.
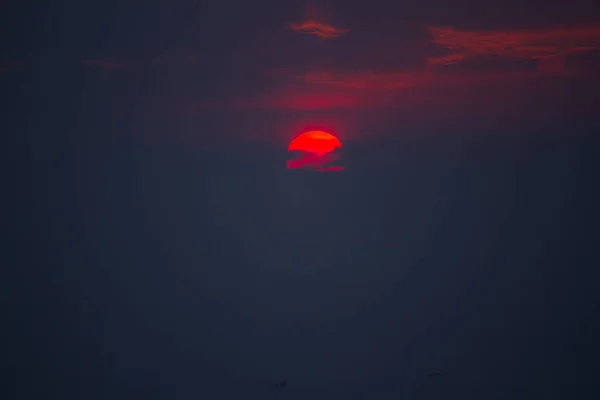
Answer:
[3,0,600,399]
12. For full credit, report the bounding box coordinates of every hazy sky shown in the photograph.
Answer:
[4,1,600,399]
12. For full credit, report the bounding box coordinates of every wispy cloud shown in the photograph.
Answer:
[287,20,349,39]
[426,25,600,72]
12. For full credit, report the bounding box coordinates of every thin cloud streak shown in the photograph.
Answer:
[287,20,349,39]
[426,25,600,72]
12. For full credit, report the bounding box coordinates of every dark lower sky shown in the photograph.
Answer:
[4,1,600,399]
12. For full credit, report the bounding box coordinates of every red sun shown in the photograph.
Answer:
[288,131,342,155]
[287,131,344,171]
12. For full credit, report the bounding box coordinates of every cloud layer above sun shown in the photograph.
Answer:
[224,19,600,114]
[4,7,598,129]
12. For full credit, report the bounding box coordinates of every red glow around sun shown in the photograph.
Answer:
[287,131,343,171]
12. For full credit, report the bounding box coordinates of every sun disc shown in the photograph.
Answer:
[288,130,342,155]
[286,130,344,171]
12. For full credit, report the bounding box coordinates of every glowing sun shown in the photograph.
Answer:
[286,130,344,171]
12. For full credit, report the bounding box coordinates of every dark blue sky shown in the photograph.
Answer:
[4,1,600,398]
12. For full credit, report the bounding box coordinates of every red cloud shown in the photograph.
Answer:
[287,20,348,39]
[426,25,600,72]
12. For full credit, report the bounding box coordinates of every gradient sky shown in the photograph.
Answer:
[4,1,600,399]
